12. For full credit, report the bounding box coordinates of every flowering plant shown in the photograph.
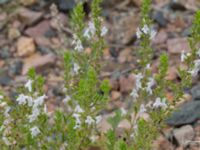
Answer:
[0,0,200,149]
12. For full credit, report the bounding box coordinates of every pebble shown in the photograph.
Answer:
[17,37,36,57]
[57,0,76,11]
[173,125,194,146]
[22,53,56,75]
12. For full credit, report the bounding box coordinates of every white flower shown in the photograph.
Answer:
[28,107,40,122]
[33,95,47,108]
[4,106,11,118]
[63,95,71,104]
[139,104,146,114]
[2,136,11,145]
[146,77,155,95]
[25,80,33,92]
[120,107,127,116]
[142,25,149,34]
[74,39,84,52]
[73,124,80,129]
[26,96,33,107]
[83,28,91,39]
[130,89,139,99]
[0,95,4,99]
[30,126,40,137]
[136,28,142,39]
[189,59,200,77]
[83,21,96,39]
[196,48,200,57]
[72,35,84,52]
[74,105,84,113]
[90,135,98,143]
[73,113,81,129]
[181,50,187,62]
[145,63,151,69]
[135,73,143,90]
[95,115,102,124]
[16,94,27,105]
[85,116,95,125]
[88,21,96,35]
[153,97,167,109]
[101,26,108,36]
[73,63,80,75]
[150,29,157,40]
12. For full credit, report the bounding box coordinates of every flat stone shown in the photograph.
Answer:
[22,53,56,75]
[191,85,200,100]
[119,74,135,93]
[17,37,36,57]
[166,101,200,126]
[17,8,43,26]
[153,10,167,27]
[167,38,191,54]
[20,0,37,6]
[25,20,51,38]
[58,0,76,11]
[173,125,194,146]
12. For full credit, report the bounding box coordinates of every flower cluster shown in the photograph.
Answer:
[16,80,47,137]
[136,24,156,39]
[130,73,143,99]
[188,48,200,76]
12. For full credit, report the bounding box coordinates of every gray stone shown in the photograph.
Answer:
[0,0,10,4]
[166,101,200,126]
[173,125,194,146]
[191,85,200,100]
[58,0,76,11]
[153,11,167,27]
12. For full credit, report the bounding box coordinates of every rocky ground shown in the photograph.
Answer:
[0,0,200,149]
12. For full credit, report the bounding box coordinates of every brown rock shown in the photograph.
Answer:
[165,67,177,80]
[173,125,195,147]
[0,12,7,30]
[111,91,121,101]
[153,136,174,150]
[109,78,119,91]
[22,53,56,75]
[25,20,51,38]
[118,48,133,63]
[8,27,21,40]
[153,30,168,45]
[119,74,135,93]
[17,8,43,26]
[17,37,35,57]
[108,11,139,45]
[20,0,38,6]
[118,119,131,130]
[167,38,191,54]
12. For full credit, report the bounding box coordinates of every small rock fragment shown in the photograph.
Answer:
[153,135,174,150]
[17,37,36,57]
[167,38,191,54]
[173,125,194,146]
[118,48,133,63]
[22,53,56,75]
[153,11,167,27]
[8,27,21,40]
[58,0,76,11]
[119,74,135,93]
[20,0,37,6]
[25,20,51,38]
[111,91,121,101]
[17,8,43,26]
[191,85,200,100]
